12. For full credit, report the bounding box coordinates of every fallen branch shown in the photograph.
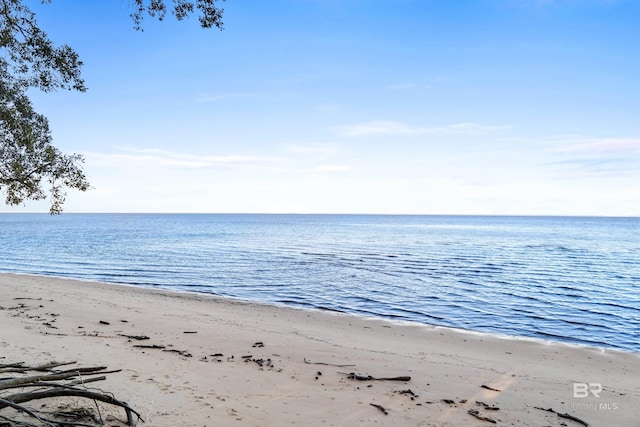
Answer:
[131,344,191,357]
[119,334,150,341]
[0,361,76,374]
[476,400,500,410]
[2,389,142,425]
[0,377,107,393]
[304,359,356,368]
[534,406,589,427]
[344,372,411,382]
[0,397,55,426]
[0,361,143,426]
[467,408,497,423]
[0,367,110,389]
[370,403,388,415]
[0,363,25,370]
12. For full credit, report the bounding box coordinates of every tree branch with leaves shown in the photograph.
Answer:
[0,0,224,213]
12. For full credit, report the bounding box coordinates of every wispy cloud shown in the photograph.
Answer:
[548,136,640,178]
[311,164,351,173]
[333,121,511,137]
[86,147,280,169]
[553,136,640,155]
[548,158,637,178]
[286,144,341,155]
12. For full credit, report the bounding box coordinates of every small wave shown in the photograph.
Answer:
[533,330,613,349]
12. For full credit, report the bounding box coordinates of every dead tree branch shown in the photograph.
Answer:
[0,361,143,426]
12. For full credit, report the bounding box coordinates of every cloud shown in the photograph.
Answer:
[553,136,640,155]
[333,121,511,137]
[448,123,512,133]
[548,136,640,178]
[85,147,280,170]
[311,164,351,173]
[286,144,341,155]
[334,121,416,136]
[549,158,637,178]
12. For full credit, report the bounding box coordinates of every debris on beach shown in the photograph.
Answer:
[119,333,150,341]
[534,406,590,427]
[468,408,497,423]
[395,388,419,400]
[344,372,411,382]
[0,361,143,426]
[370,402,389,415]
[303,358,355,367]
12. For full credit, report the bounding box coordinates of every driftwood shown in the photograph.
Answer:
[132,344,191,357]
[0,361,76,374]
[370,403,388,415]
[0,361,143,426]
[118,334,150,341]
[132,344,165,350]
[344,372,411,382]
[476,400,500,410]
[534,406,589,427]
[303,359,356,368]
[467,408,497,423]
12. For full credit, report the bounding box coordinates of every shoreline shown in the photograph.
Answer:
[1,272,638,426]
[5,271,634,355]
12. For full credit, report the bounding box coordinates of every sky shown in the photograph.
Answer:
[3,0,639,215]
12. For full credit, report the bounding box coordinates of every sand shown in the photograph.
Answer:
[1,273,638,426]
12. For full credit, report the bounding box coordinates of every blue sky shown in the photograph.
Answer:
[5,0,639,215]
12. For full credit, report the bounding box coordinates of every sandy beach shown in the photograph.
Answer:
[1,273,638,426]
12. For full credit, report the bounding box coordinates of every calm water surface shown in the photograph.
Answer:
[1,214,638,352]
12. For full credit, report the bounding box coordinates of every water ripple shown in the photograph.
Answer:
[1,214,638,352]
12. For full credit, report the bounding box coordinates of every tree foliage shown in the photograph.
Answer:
[0,64,89,214]
[131,0,225,31]
[0,0,224,213]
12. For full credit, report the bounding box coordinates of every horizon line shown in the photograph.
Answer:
[1,212,638,219]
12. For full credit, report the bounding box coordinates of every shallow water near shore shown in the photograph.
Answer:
[1,213,638,352]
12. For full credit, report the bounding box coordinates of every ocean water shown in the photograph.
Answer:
[0,214,638,352]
